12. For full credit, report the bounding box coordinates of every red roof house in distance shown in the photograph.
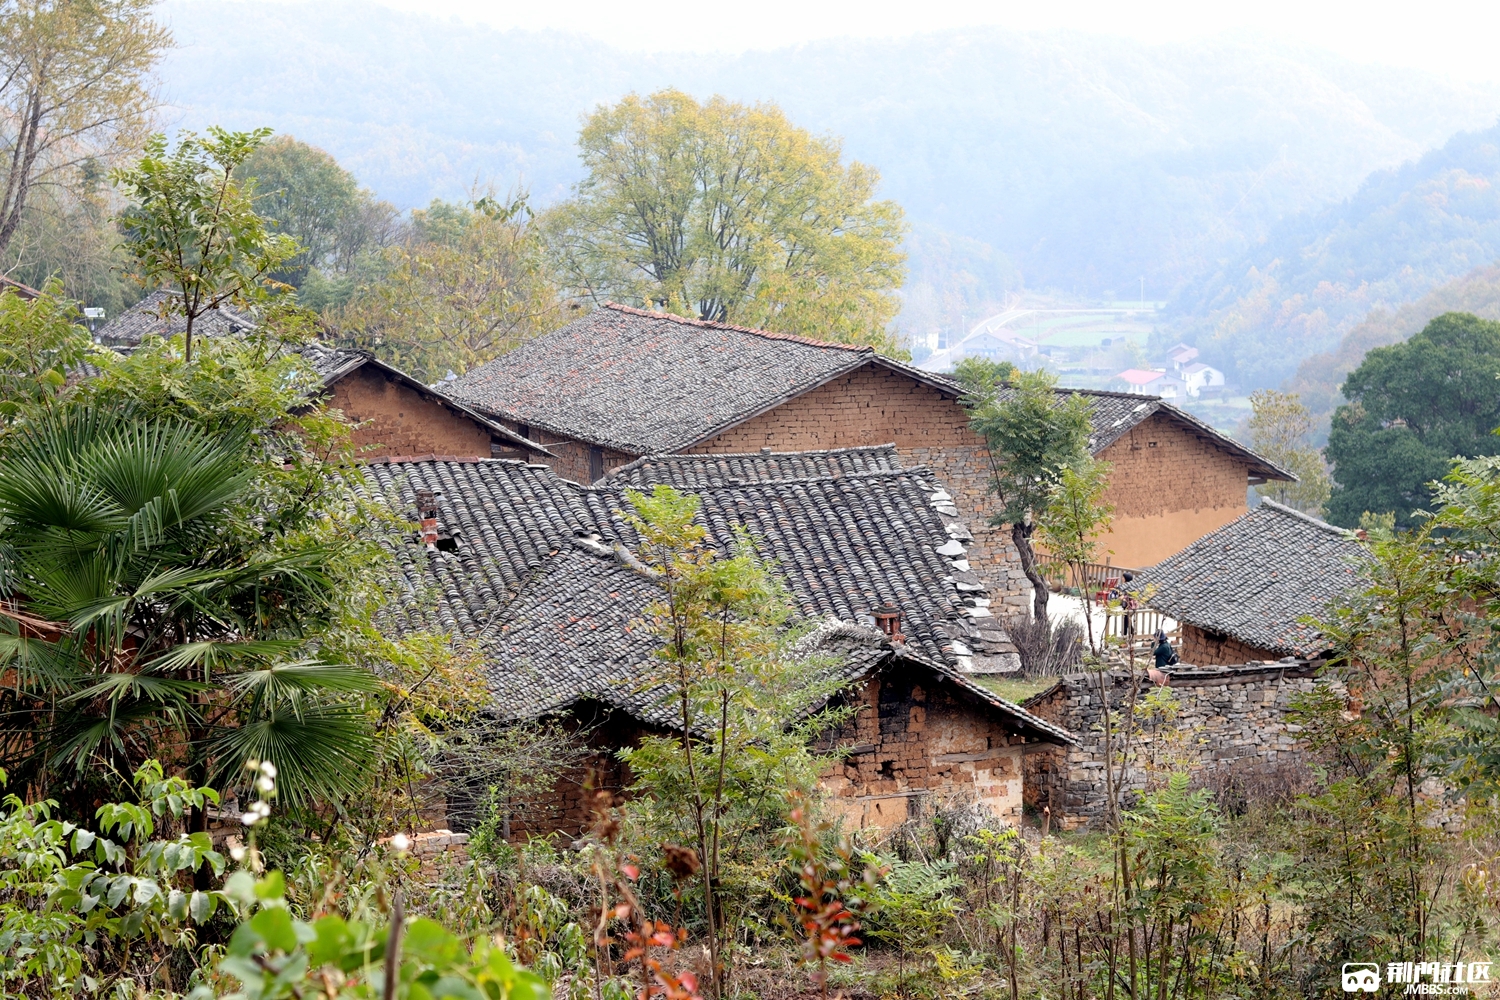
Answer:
[1114,368,1184,399]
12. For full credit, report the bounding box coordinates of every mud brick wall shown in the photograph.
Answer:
[1022,662,1342,830]
[491,420,638,485]
[1178,624,1280,667]
[328,365,494,460]
[818,662,1033,831]
[1095,413,1251,568]
[451,708,650,842]
[685,365,1033,612]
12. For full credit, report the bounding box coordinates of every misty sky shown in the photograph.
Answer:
[365,0,1500,80]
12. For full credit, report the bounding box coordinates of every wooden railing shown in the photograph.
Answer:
[1035,554,1136,597]
[1034,554,1179,653]
[1103,607,1177,652]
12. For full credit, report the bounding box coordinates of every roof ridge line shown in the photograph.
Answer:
[363,454,494,465]
[603,301,871,354]
[1054,385,1163,401]
[597,465,938,492]
[602,442,903,480]
[1257,498,1352,536]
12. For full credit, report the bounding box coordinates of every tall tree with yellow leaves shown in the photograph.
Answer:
[0,0,169,259]
[544,89,907,352]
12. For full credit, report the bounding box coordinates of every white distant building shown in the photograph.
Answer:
[920,328,1039,371]
[1180,362,1225,396]
[1167,343,1199,370]
[1113,368,1185,399]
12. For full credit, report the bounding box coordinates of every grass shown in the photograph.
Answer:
[973,674,1057,704]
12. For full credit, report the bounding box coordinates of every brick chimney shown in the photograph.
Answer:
[872,602,905,644]
[416,488,440,551]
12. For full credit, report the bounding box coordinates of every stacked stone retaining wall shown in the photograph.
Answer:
[1022,660,1343,830]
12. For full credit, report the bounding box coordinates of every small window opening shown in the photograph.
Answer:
[878,760,896,779]
[589,445,605,482]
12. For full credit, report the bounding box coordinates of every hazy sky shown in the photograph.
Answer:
[373,0,1500,81]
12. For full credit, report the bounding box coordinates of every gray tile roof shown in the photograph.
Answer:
[94,290,255,346]
[362,453,1072,743]
[357,458,612,637]
[487,567,1074,743]
[360,447,1023,683]
[605,444,907,490]
[441,303,960,454]
[1131,499,1367,657]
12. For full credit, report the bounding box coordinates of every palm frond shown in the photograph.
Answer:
[142,638,306,675]
[63,671,207,706]
[206,705,375,810]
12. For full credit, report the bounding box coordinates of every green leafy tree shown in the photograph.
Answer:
[239,134,366,285]
[111,126,301,361]
[1325,312,1500,528]
[0,761,228,994]
[333,193,564,379]
[860,856,962,997]
[0,277,88,429]
[1245,389,1331,515]
[620,485,844,999]
[956,360,1094,619]
[1035,458,1114,652]
[544,88,907,351]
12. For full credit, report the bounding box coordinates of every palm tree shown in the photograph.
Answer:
[0,408,376,817]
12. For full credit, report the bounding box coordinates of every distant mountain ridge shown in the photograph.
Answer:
[158,0,1500,317]
[1168,121,1500,389]
[1285,263,1500,439]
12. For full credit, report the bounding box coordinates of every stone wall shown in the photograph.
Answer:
[1095,413,1253,568]
[1022,661,1342,830]
[328,365,495,460]
[818,659,1036,831]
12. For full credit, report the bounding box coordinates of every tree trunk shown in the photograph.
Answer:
[1012,520,1050,620]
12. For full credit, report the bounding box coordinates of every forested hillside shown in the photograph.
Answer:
[157,0,1500,330]
[1169,123,1500,389]
[1286,262,1500,433]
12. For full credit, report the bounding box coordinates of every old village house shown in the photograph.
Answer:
[1022,500,1366,829]
[442,303,1292,580]
[93,291,550,462]
[360,446,1075,837]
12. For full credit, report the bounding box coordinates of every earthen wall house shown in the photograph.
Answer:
[362,454,1075,839]
[300,347,548,463]
[448,304,1289,583]
[327,363,499,459]
[818,665,1036,830]
[1089,413,1256,568]
[88,293,550,465]
[1130,500,1365,666]
[1176,625,1280,667]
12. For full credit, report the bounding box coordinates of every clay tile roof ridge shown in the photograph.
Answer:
[602,301,872,354]
[1255,498,1354,537]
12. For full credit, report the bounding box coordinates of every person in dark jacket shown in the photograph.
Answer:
[1153,630,1176,669]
